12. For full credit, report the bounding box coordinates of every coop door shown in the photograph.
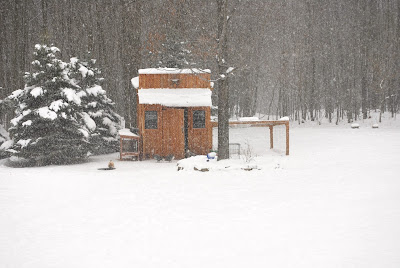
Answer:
[162,108,185,159]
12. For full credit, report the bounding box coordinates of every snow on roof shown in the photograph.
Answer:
[138,88,212,107]
[131,77,139,88]
[119,128,139,137]
[138,68,211,74]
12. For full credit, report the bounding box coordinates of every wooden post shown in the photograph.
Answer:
[269,126,274,149]
[286,122,289,155]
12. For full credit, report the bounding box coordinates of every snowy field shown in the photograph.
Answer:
[1,122,400,267]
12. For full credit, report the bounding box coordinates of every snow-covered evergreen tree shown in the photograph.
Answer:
[0,98,12,159]
[69,56,121,155]
[8,44,90,166]
[156,39,194,69]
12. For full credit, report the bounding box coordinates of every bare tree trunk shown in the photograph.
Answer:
[217,0,229,160]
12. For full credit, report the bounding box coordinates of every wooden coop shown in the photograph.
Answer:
[133,68,213,160]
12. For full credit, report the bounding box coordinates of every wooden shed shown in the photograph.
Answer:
[133,68,213,160]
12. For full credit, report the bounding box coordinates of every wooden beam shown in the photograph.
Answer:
[211,120,288,128]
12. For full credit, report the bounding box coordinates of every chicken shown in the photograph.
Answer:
[164,154,174,162]
[108,160,115,169]
[153,154,163,162]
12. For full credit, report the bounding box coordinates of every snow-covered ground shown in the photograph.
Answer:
[1,121,400,267]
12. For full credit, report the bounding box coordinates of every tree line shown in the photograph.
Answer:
[1,0,399,129]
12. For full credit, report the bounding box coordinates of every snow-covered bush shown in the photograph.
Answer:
[68,56,122,155]
[8,45,91,166]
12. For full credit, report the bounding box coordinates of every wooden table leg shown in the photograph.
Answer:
[269,126,273,149]
[286,122,289,155]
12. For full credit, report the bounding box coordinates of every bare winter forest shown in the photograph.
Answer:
[1,0,399,127]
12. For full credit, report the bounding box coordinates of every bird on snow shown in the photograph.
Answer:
[108,160,115,169]
[164,154,174,162]
[153,154,163,162]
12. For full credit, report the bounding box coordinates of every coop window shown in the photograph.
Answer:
[145,111,158,129]
[193,110,205,129]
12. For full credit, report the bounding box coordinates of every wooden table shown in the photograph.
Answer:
[211,120,289,155]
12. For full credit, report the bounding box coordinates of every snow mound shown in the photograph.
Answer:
[177,155,258,172]
[351,123,360,129]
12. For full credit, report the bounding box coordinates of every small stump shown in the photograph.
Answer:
[351,123,360,129]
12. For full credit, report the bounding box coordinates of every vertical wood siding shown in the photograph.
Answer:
[139,73,210,88]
